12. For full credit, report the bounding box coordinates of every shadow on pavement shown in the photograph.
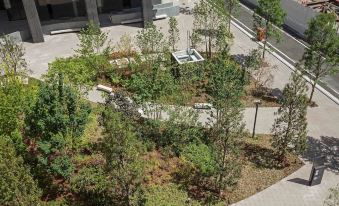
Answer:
[303,136,339,175]
[287,178,309,186]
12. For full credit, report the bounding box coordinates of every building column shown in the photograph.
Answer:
[142,0,153,27]
[22,0,44,43]
[85,0,100,25]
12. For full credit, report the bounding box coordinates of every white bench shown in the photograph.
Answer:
[50,28,82,35]
[121,18,143,24]
[194,103,212,110]
[154,14,168,20]
[97,84,112,93]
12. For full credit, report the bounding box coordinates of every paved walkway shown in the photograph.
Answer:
[22,11,338,206]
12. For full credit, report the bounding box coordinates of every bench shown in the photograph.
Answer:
[50,28,82,35]
[97,84,112,93]
[194,103,212,110]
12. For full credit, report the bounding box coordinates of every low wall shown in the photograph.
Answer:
[240,0,318,38]
[7,30,31,42]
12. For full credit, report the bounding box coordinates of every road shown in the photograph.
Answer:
[234,3,339,99]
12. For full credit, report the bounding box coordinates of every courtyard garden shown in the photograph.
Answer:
[2,0,338,205]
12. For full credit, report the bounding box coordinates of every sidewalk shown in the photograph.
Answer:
[22,13,338,206]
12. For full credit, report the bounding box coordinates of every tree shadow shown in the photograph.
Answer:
[270,88,283,99]
[231,54,247,67]
[287,178,309,186]
[243,142,283,169]
[302,136,339,175]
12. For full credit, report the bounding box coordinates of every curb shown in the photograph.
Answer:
[230,19,339,106]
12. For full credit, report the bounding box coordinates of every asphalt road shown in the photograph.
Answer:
[234,3,339,98]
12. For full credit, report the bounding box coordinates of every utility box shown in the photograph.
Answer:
[309,156,326,186]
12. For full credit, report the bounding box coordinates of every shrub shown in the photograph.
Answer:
[144,183,200,206]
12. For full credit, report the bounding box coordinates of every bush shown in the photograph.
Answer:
[71,167,115,206]
[181,143,217,177]
[144,183,200,206]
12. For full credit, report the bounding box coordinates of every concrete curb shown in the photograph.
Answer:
[230,19,339,106]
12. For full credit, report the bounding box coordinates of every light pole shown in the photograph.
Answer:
[252,99,261,138]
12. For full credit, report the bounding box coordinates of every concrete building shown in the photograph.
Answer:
[0,0,179,43]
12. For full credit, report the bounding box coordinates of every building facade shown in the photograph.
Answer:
[0,0,157,43]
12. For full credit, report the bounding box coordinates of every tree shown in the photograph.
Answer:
[0,34,28,75]
[207,56,244,193]
[0,35,32,154]
[161,107,203,155]
[302,13,339,103]
[223,0,239,32]
[25,74,91,179]
[271,71,308,164]
[75,21,112,79]
[0,137,41,205]
[168,16,180,51]
[116,34,135,59]
[193,0,227,58]
[205,0,238,33]
[127,62,178,120]
[253,0,286,59]
[136,22,165,55]
[242,48,262,83]
[101,107,145,206]
[324,184,339,206]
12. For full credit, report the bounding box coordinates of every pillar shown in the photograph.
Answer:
[85,0,100,25]
[22,0,44,43]
[142,0,153,27]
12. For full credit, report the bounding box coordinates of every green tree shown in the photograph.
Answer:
[0,35,33,154]
[224,0,239,32]
[271,70,308,164]
[0,137,41,206]
[193,0,227,58]
[136,22,165,54]
[324,184,339,206]
[207,56,244,193]
[206,0,239,33]
[75,21,112,79]
[242,48,262,83]
[0,34,27,75]
[161,108,203,155]
[168,16,180,51]
[25,75,91,179]
[302,13,339,103]
[101,107,145,206]
[253,0,286,59]
[128,62,178,120]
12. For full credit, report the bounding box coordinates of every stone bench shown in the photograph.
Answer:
[50,28,81,35]
[97,84,112,93]
[194,103,212,110]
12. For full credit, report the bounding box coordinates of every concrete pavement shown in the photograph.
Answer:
[22,10,338,206]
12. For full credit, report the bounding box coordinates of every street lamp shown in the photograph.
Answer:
[252,99,261,138]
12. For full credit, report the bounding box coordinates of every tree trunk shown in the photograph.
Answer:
[309,81,317,104]
[262,40,267,59]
